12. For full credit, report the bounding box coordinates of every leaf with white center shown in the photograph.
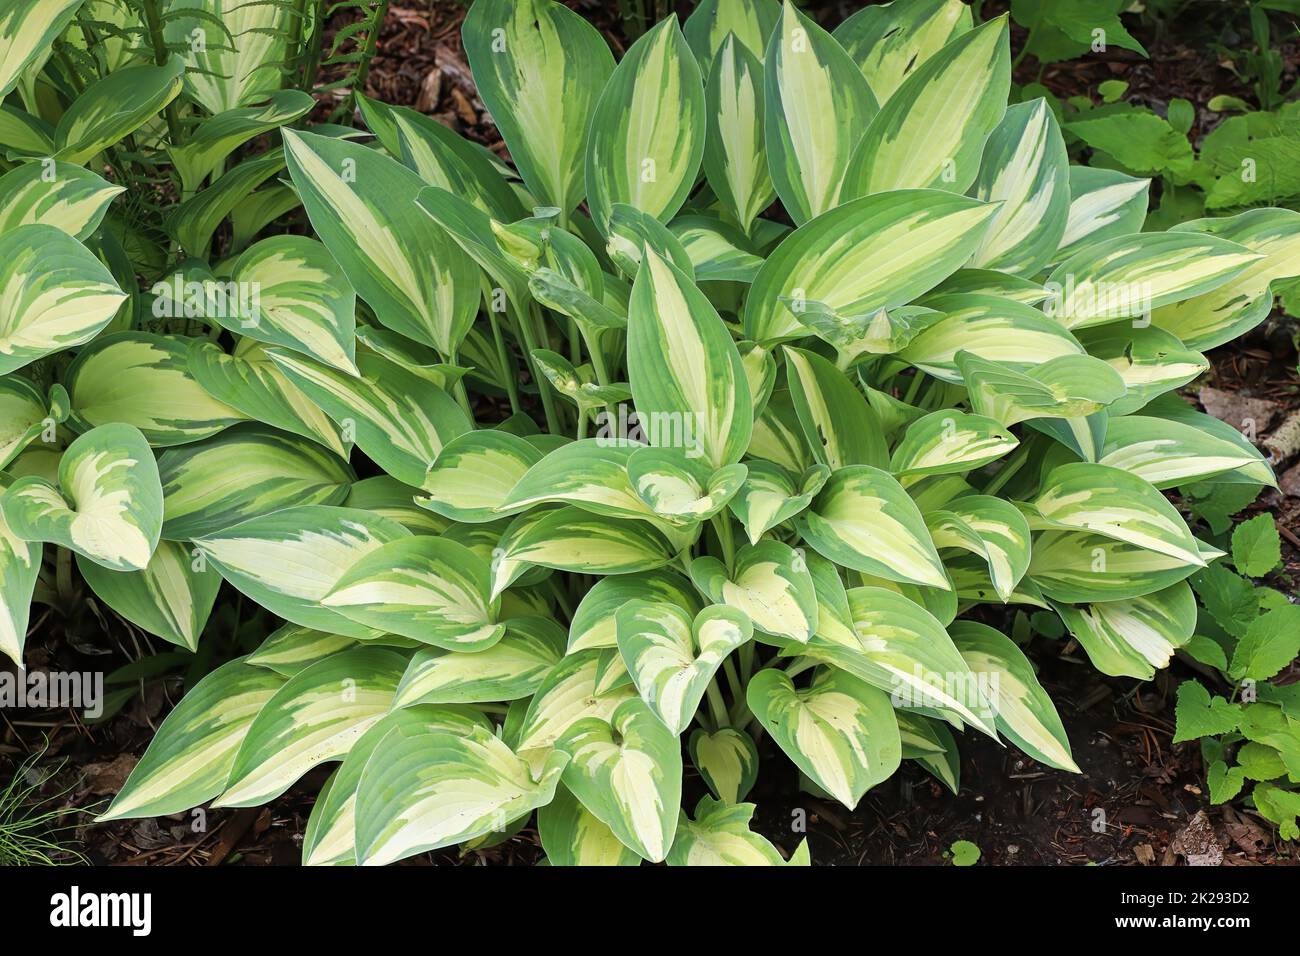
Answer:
[890,410,1018,477]
[54,58,184,165]
[1053,166,1150,264]
[491,506,678,599]
[615,601,752,734]
[938,495,1031,602]
[1045,231,1261,330]
[502,440,652,522]
[0,161,123,240]
[1031,462,1202,566]
[763,1,877,224]
[164,0,289,114]
[212,236,358,373]
[585,16,704,231]
[3,423,161,572]
[0,474,40,666]
[1142,398,1276,487]
[515,653,639,773]
[194,506,411,639]
[690,540,817,644]
[846,16,1008,197]
[323,536,502,650]
[743,190,997,344]
[684,0,780,67]
[269,349,470,488]
[168,90,316,196]
[967,99,1069,276]
[834,0,971,103]
[0,224,126,377]
[393,615,565,708]
[728,460,828,545]
[77,541,220,652]
[702,34,774,234]
[419,430,543,523]
[783,346,888,470]
[463,0,614,216]
[1048,582,1196,680]
[667,796,807,865]
[896,712,960,793]
[556,697,683,862]
[924,268,1052,305]
[899,293,1085,383]
[628,447,746,524]
[246,624,359,678]
[796,302,942,367]
[187,339,348,457]
[214,647,407,809]
[96,658,286,821]
[628,247,752,468]
[606,202,695,280]
[305,711,491,867]
[747,666,900,809]
[283,130,479,357]
[344,477,447,536]
[1100,415,1264,490]
[670,214,765,284]
[538,783,641,867]
[568,568,703,653]
[796,465,948,589]
[802,586,998,735]
[957,351,1126,428]
[1152,208,1300,350]
[689,727,760,803]
[66,332,246,446]
[355,722,567,866]
[1077,324,1208,417]
[0,376,60,471]
[1029,530,1210,604]
[156,423,353,540]
[0,0,85,97]
[950,621,1078,772]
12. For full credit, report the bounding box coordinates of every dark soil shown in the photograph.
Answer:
[3,1,1300,868]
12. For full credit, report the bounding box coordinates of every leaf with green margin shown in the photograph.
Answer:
[691,539,818,643]
[1053,166,1150,264]
[355,722,568,866]
[538,783,641,866]
[77,540,221,652]
[54,59,184,165]
[728,460,828,545]
[0,474,40,666]
[502,440,652,522]
[783,346,888,470]
[702,35,774,234]
[0,376,60,471]
[1100,415,1264,490]
[689,726,760,803]
[322,536,503,650]
[763,1,878,224]
[246,623,359,678]
[514,650,638,764]
[269,348,470,488]
[95,658,286,821]
[834,0,971,103]
[420,430,544,522]
[667,795,808,865]
[627,447,746,525]
[957,351,1126,427]
[393,615,566,708]
[940,495,1031,602]
[193,506,411,639]
[164,0,290,114]
[462,0,614,216]
[684,0,780,67]
[3,423,161,572]
[585,16,704,231]
[0,161,124,240]
[282,130,479,358]
[0,0,86,97]
[615,600,752,734]
[743,190,998,344]
[557,697,683,862]
[214,647,408,808]
[1078,324,1208,418]
[747,666,901,809]
[568,568,702,653]
[1048,582,1196,679]
[1029,530,1211,604]
[891,410,1018,477]
[846,16,1008,196]
[301,704,492,866]
[156,422,354,541]
[0,224,126,377]
[628,247,752,468]
[66,332,247,446]
[796,465,948,589]
[951,620,1079,772]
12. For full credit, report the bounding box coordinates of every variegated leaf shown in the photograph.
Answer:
[691,539,818,643]
[1048,582,1196,680]
[890,410,1018,476]
[689,726,760,803]
[0,160,124,240]
[568,568,702,653]
[0,473,40,666]
[667,796,807,865]
[834,0,971,103]
[420,429,544,523]
[783,346,888,469]
[1053,166,1150,264]
[166,0,290,114]
[538,783,641,867]
[702,35,774,234]
[1028,530,1212,604]
[627,447,746,524]
[728,460,828,545]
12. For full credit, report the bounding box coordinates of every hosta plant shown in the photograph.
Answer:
[2,0,1295,865]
